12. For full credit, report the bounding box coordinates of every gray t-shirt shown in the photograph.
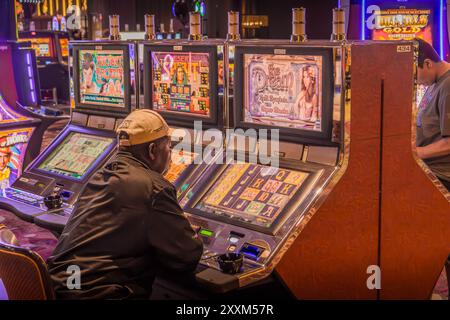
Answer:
[416,70,450,182]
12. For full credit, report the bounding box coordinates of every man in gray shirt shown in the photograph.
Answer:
[416,39,450,191]
[415,38,450,298]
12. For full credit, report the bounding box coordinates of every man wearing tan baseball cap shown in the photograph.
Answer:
[48,110,203,300]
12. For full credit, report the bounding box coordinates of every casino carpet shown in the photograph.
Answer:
[0,117,448,299]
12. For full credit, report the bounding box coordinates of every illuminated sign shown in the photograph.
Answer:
[372,8,433,42]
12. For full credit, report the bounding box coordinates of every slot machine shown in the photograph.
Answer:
[0,1,68,195]
[168,39,343,298]
[142,12,225,197]
[152,9,450,300]
[19,31,70,104]
[0,38,139,233]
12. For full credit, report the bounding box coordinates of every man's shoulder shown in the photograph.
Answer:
[98,153,174,196]
[438,72,450,92]
[119,154,175,192]
[145,169,175,194]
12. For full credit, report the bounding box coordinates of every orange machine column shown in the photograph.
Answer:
[380,45,450,299]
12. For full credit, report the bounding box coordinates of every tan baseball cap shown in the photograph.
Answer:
[116,109,172,146]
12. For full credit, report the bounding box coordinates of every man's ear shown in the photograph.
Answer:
[148,142,156,160]
[424,58,433,69]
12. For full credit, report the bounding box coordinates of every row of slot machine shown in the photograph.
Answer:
[0,9,344,297]
[0,0,70,206]
[0,1,448,299]
[17,30,70,105]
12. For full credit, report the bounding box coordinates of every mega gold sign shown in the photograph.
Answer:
[374,9,431,34]
[372,8,433,42]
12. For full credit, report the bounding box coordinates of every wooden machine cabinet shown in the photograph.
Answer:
[276,41,450,299]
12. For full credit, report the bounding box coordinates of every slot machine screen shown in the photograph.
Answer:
[151,51,211,118]
[243,54,324,132]
[78,49,126,108]
[195,163,310,230]
[36,132,115,181]
[164,150,199,184]
[19,37,52,57]
[59,38,69,58]
[370,8,433,43]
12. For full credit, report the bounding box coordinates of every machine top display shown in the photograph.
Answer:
[78,49,126,108]
[143,43,221,129]
[233,45,335,145]
[243,53,324,133]
[72,43,133,115]
[151,51,211,118]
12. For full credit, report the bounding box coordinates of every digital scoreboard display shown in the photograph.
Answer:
[195,164,310,229]
[243,54,323,132]
[151,51,211,117]
[37,132,115,180]
[78,50,126,108]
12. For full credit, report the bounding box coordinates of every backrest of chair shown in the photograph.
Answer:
[0,235,55,300]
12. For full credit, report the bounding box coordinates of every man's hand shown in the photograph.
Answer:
[416,137,450,159]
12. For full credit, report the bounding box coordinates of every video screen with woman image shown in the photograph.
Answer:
[79,50,125,108]
[151,51,211,117]
[244,54,323,132]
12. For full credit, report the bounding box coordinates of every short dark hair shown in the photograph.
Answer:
[416,38,441,68]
